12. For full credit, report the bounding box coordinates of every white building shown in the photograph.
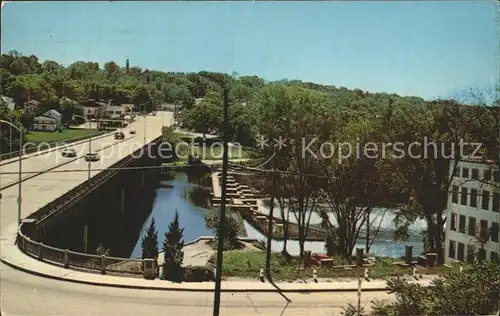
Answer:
[445,159,500,264]
[32,109,63,132]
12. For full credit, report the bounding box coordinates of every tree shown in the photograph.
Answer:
[163,210,185,282]
[205,207,243,250]
[364,261,500,316]
[181,98,222,139]
[256,85,332,267]
[379,100,476,264]
[318,113,391,261]
[141,218,159,260]
[59,97,83,124]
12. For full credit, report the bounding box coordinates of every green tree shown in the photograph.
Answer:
[162,210,185,282]
[181,98,222,139]
[141,218,159,260]
[366,261,500,316]
[59,97,83,124]
[205,208,243,250]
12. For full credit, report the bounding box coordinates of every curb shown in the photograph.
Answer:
[0,256,390,293]
[0,135,133,191]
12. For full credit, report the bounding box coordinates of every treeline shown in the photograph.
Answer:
[179,81,498,265]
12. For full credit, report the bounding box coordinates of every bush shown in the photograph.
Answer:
[183,266,215,282]
[204,208,244,250]
[365,261,500,316]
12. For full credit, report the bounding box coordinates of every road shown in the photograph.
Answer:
[0,262,393,316]
[0,113,171,227]
[0,132,120,187]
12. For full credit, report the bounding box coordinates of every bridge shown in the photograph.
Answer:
[0,114,172,264]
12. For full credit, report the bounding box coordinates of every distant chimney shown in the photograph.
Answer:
[126,58,130,73]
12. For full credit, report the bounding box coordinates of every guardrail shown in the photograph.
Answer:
[17,135,163,277]
[17,231,145,276]
[0,130,110,162]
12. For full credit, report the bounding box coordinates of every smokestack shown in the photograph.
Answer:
[126,58,130,73]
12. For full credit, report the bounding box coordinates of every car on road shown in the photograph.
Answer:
[129,129,136,134]
[84,153,100,162]
[114,131,125,140]
[61,147,77,157]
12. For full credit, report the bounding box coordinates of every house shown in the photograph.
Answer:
[81,100,107,119]
[444,159,500,264]
[1,96,15,111]
[24,100,41,114]
[32,109,63,132]
[103,105,126,118]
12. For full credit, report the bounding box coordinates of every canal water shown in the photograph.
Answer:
[130,171,425,258]
[129,171,214,258]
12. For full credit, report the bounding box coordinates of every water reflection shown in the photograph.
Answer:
[130,171,214,258]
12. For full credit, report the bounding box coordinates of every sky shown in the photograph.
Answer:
[1,1,498,100]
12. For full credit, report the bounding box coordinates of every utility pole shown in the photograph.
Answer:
[212,85,229,316]
[265,150,277,279]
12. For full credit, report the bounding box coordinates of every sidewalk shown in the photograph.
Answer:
[0,224,436,292]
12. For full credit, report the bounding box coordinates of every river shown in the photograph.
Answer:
[130,171,425,258]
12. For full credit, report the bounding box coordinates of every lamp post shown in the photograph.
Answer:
[142,103,147,145]
[73,114,91,181]
[0,119,23,226]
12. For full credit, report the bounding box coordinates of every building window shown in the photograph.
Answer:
[460,187,468,205]
[471,169,479,180]
[466,245,475,264]
[450,213,457,231]
[480,220,488,239]
[494,170,500,182]
[484,169,492,181]
[452,185,458,204]
[482,190,490,210]
[468,217,476,236]
[459,215,466,233]
[478,248,486,261]
[491,252,499,263]
[454,166,460,177]
[491,222,499,243]
[457,242,464,261]
[470,189,478,207]
[493,193,499,213]
[448,240,456,259]
[462,168,469,178]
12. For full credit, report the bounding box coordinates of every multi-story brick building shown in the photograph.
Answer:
[445,159,500,264]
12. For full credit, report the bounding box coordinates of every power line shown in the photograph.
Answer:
[0,160,498,195]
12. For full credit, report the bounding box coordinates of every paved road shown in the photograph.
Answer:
[0,112,171,230]
[0,262,393,316]
[0,133,120,186]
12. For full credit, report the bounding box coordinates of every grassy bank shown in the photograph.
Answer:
[209,251,459,281]
[26,129,102,143]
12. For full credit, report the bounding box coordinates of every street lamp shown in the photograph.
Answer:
[73,114,92,181]
[142,103,147,145]
[0,119,23,226]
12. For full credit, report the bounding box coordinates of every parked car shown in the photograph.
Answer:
[61,147,77,157]
[84,153,100,162]
[129,129,136,134]
[114,131,125,140]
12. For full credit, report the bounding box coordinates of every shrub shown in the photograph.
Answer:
[183,266,215,282]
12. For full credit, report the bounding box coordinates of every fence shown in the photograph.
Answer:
[17,135,163,276]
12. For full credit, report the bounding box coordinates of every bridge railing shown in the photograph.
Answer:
[17,231,146,276]
[17,135,163,277]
